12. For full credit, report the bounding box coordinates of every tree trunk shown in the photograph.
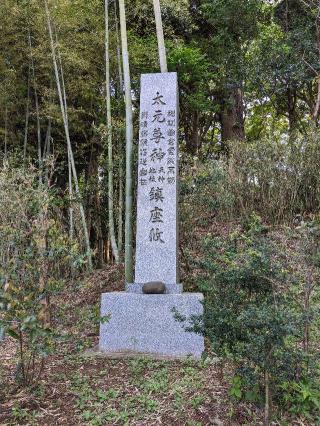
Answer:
[67,146,74,241]
[115,0,124,261]
[105,0,120,263]
[287,87,297,135]
[187,111,200,153]
[55,34,74,242]
[119,0,134,282]
[44,0,92,269]
[4,106,8,160]
[220,88,245,144]
[95,185,104,268]
[37,207,50,328]
[264,370,270,426]
[43,118,52,184]
[312,76,320,124]
[0,325,4,341]
[23,63,31,163]
[313,5,320,124]
[153,0,167,73]
[28,32,42,181]
[118,157,123,258]
[0,280,5,341]
[43,119,51,159]
[114,0,124,94]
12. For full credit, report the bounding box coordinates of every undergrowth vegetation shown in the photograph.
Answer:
[200,218,320,422]
[1,131,320,424]
[180,133,320,423]
[181,132,320,225]
[0,165,80,386]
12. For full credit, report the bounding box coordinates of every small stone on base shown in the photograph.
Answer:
[126,283,183,294]
[142,282,166,294]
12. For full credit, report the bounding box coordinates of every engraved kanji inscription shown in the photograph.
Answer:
[149,187,164,203]
[149,227,165,243]
[150,148,166,162]
[152,92,166,106]
[150,206,164,223]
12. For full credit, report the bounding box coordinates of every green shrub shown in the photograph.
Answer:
[0,166,78,386]
[181,131,320,225]
[198,214,319,420]
[280,379,320,418]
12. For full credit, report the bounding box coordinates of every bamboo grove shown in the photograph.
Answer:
[2,0,320,271]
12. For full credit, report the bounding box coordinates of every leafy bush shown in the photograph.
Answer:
[181,131,320,225]
[228,133,320,222]
[199,214,319,421]
[280,380,320,418]
[0,166,78,386]
[180,158,234,227]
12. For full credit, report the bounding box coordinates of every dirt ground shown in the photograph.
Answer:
[0,265,267,426]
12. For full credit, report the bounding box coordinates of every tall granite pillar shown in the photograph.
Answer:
[127,72,182,294]
[99,72,204,359]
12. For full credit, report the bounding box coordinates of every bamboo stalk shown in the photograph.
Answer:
[105,0,120,263]
[4,106,8,160]
[118,156,123,257]
[153,0,168,73]
[43,118,51,184]
[44,0,92,269]
[56,35,74,242]
[23,63,31,163]
[28,31,42,181]
[115,0,124,260]
[114,0,124,93]
[119,0,134,282]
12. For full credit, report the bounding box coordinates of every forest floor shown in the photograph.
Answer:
[0,264,271,426]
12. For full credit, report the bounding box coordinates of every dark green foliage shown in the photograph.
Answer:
[198,214,319,417]
[201,215,293,351]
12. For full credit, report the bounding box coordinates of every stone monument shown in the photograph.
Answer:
[99,72,204,359]
[127,72,181,294]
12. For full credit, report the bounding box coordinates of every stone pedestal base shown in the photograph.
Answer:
[99,292,204,359]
